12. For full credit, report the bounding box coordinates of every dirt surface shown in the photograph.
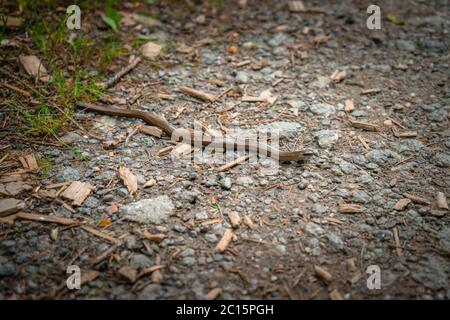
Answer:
[0,0,449,300]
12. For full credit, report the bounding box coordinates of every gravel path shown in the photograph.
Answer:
[0,0,449,300]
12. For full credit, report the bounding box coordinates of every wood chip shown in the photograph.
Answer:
[393,130,418,138]
[157,93,176,100]
[243,215,254,229]
[178,86,215,102]
[361,88,381,95]
[151,254,163,283]
[403,193,431,205]
[118,266,137,283]
[143,232,165,242]
[430,210,446,217]
[0,198,25,217]
[393,227,402,257]
[338,203,365,214]
[330,70,347,83]
[314,265,332,284]
[80,269,100,286]
[118,166,138,195]
[138,265,165,277]
[288,1,306,12]
[0,181,32,196]
[138,125,162,138]
[346,258,357,272]
[436,192,448,210]
[344,99,355,112]
[61,181,92,206]
[80,225,120,244]
[143,178,156,188]
[19,153,39,172]
[217,155,249,172]
[6,16,22,28]
[216,229,235,253]
[15,212,76,225]
[172,143,192,157]
[228,211,241,228]
[394,198,411,211]
[329,289,343,300]
[19,55,50,82]
[348,118,380,131]
[204,288,222,300]
[158,146,174,156]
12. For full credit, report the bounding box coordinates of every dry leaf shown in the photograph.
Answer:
[19,55,50,82]
[119,166,138,195]
[98,218,111,228]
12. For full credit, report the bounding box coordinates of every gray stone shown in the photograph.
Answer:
[326,232,343,250]
[366,149,401,165]
[317,130,339,148]
[352,190,371,204]
[236,176,254,186]
[434,153,450,167]
[58,167,82,182]
[130,254,152,269]
[61,132,83,144]
[122,195,175,224]
[257,121,304,138]
[173,224,186,233]
[204,233,218,243]
[305,222,325,237]
[427,109,448,122]
[397,139,424,153]
[268,33,291,47]
[83,197,99,209]
[276,244,286,255]
[138,284,164,300]
[411,254,449,290]
[0,261,16,276]
[309,103,335,117]
[235,71,249,83]
[395,40,416,52]
[373,229,393,241]
[220,177,232,190]
[312,204,327,214]
[195,211,209,221]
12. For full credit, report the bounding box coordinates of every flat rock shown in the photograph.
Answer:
[309,102,336,117]
[122,195,175,224]
[257,121,304,138]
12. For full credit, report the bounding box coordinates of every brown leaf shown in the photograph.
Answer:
[19,55,50,82]
[118,166,138,195]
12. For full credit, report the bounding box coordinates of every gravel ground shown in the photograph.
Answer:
[0,0,449,299]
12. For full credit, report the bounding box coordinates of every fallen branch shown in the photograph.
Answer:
[101,56,142,89]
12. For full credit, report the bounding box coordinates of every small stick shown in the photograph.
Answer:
[178,86,215,102]
[393,227,402,257]
[102,57,142,89]
[80,225,120,244]
[217,155,249,172]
